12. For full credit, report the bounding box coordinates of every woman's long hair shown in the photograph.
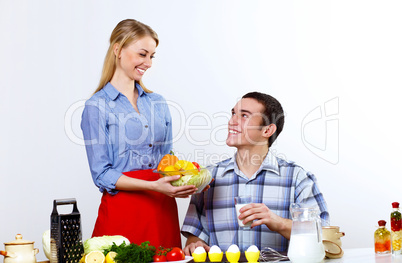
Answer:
[94,19,159,94]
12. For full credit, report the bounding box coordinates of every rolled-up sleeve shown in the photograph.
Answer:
[81,102,122,194]
[295,170,330,226]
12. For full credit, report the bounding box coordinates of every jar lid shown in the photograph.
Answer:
[392,202,400,208]
[378,220,387,226]
[4,234,34,245]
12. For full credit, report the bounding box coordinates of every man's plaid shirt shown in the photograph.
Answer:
[181,151,329,252]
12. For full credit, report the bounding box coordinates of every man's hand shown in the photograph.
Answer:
[183,235,210,256]
[238,203,292,239]
[201,178,214,192]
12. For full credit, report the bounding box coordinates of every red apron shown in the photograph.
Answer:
[92,169,182,248]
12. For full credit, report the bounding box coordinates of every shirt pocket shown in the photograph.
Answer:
[125,113,149,145]
[107,113,148,154]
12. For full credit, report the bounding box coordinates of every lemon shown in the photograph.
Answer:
[105,251,117,263]
[79,255,86,263]
[174,160,196,171]
[85,251,105,263]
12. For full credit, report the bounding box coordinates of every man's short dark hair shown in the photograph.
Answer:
[242,92,285,146]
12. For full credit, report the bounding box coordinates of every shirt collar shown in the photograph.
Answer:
[220,150,280,178]
[103,82,145,101]
[136,82,145,96]
[103,82,119,100]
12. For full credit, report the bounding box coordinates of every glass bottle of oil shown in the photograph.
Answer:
[391,202,402,255]
[374,220,391,254]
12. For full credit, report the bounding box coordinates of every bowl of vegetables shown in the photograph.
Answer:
[154,154,215,194]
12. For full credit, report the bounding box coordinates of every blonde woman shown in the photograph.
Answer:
[81,19,196,248]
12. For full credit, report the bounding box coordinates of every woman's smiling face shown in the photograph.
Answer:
[116,35,157,82]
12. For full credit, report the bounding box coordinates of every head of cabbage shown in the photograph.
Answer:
[42,230,51,259]
[170,168,212,193]
[42,232,130,258]
[84,235,130,254]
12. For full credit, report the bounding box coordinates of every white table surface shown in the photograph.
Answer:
[280,248,402,263]
[38,248,402,263]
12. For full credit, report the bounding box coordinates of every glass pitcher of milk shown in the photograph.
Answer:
[287,203,325,263]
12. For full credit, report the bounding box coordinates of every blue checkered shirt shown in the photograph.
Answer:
[181,151,330,252]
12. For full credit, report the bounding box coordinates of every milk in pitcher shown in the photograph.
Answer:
[288,233,325,263]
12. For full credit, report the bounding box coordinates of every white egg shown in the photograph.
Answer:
[227,244,240,253]
[209,245,222,253]
[247,245,259,252]
[193,246,206,254]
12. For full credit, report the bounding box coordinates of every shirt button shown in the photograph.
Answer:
[148,164,152,167]
[149,144,152,147]
[145,125,148,128]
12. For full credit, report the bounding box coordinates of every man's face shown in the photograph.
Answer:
[226,98,268,148]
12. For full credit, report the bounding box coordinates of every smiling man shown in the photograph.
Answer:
[181,92,329,255]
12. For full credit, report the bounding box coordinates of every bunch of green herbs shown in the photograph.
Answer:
[104,241,155,263]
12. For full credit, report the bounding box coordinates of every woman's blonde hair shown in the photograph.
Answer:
[94,19,159,94]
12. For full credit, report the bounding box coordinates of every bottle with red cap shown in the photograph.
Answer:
[391,202,402,254]
[374,220,391,254]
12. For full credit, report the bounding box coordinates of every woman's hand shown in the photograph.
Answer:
[155,175,197,198]
[115,174,196,197]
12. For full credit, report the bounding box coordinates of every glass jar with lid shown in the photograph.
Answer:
[391,202,402,254]
[374,220,391,254]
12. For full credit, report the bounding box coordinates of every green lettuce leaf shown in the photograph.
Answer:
[171,168,212,189]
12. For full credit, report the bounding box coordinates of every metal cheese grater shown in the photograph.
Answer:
[50,198,84,263]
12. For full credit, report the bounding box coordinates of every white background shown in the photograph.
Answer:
[1,1,402,261]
